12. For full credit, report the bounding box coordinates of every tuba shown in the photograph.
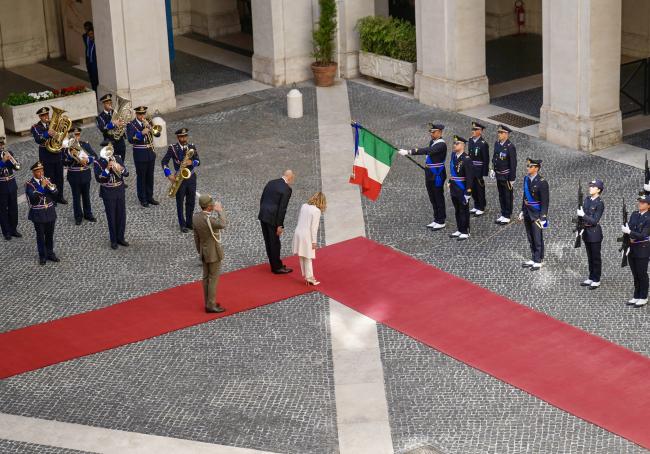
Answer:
[108,96,133,140]
[45,106,72,153]
[167,147,195,198]
[99,143,124,177]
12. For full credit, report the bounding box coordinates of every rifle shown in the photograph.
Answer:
[573,181,584,248]
[617,200,630,268]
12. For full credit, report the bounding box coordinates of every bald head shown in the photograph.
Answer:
[283,169,295,185]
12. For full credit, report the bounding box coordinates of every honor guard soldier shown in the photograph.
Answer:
[468,122,489,216]
[162,128,201,233]
[519,158,549,271]
[577,179,604,289]
[94,143,129,250]
[0,136,21,240]
[63,128,98,225]
[25,161,59,265]
[96,94,127,162]
[398,123,447,230]
[126,106,159,207]
[448,136,476,241]
[491,124,517,225]
[622,195,650,307]
[31,107,67,204]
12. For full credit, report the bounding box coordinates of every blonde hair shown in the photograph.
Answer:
[307,192,327,212]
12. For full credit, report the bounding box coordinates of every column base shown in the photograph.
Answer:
[252,54,314,87]
[98,80,176,114]
[414,72,490,112]
[539,105,622,152]
[338,51,360,79]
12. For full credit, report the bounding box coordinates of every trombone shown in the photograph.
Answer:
[0,143,20,170]
[142,115,162,148]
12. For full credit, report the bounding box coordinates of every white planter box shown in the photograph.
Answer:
[0,115,5,139]
[359,50,416,88]
[0,91,97,134]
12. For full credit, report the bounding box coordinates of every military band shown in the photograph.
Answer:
[63,128,98,225]
[492,124,516,225]
[127,106,159,208]
[94,143,129,250]
[161,128,200,233]
[31,107,67,205]
[468,122,489,217]
[0,136,21,240]
[96,94,127,162]
[578,180,604,289]
[26,161,58,265]
[519,158,549,271]
[448,136,476,241]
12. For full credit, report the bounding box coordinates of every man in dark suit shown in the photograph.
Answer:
[258,170,294,274]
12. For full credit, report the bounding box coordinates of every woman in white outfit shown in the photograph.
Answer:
[292,192,326,285]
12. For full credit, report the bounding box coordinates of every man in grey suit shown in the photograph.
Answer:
[193,194,227,313]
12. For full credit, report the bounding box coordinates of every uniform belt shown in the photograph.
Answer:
[31,203,54,209]
[524,201,540,206]
[101,182,123,188]
[449,176,466,181]
[496,169,510,174]
[68,167,90,172]
[584,224,595,227]
[426,163,444,168]
[472,161,484,166]
[133,145,150,149]
[0,175,15,181]
[631,238,650,244]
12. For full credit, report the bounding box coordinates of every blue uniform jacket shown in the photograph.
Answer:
[468,136,490,177]
[0,150,18,194]
[448,152,476,200]
[411,139,447,186]
[629,211,650,258]
[64,141,97,185]
[126,119,156,162]
[581,196,604,243]
[93,157,129,200]
[96,110,127,147]
[25,177,58,223]
[161,143,200,184]
[31,121,61,164]
[521,174,549,221]
[492,139,517,182]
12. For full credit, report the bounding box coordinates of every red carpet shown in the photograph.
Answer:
[2,237,650,449]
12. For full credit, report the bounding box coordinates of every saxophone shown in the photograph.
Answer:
[167,147,195,197]
[108,96,133,140]
[45,106,72,153]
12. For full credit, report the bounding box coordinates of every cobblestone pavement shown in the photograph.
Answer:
[1,87,337,453]
[348,81,649,454]
[171,50,250,95]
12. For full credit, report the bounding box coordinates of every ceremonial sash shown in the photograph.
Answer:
[523,177,541,211]
[449,154,466,191]
[425,139,445,186]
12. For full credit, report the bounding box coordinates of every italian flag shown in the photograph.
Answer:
[349,124,396,201]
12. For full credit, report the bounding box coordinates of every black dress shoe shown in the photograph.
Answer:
[75,219,82,226]
[111,243,118,250]
[47,254,60,262]
[181,227,188,233]
[148,199,159,205]
[3,235,11,241]
[141,202,149,208]
[39,257,46,265]
[186,225,193,230]
[12,231,22,238]
[85,216,97,222]
[206,306,226,313]
[117,240,129,246]
[272,267,293,274]
[58,198,68,204]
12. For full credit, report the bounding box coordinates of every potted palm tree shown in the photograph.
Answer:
[311,0,338,87]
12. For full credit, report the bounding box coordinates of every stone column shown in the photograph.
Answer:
[43,0,64,59]
[0,0,48,67]
[91,0,176,112]
[337,0,374,79]
[539,0,622,152]
[251,0,314,86]
[414,0,489,111]
[190,0,240,39]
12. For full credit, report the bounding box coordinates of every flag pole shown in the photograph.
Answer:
[351,122,426,171]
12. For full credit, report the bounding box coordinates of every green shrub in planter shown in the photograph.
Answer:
[312,0,337,66]
[357,16,416,63]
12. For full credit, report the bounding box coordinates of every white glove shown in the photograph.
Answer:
[518,211,524,221]
[576,207,585,217]
[398,149,409,156]
[644,183,650,193]
[622,224,631,234]
[489,169,496,180]
[464,195,471,204]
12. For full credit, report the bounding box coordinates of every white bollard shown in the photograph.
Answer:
[151,114,167,148]
[287,88,303,119]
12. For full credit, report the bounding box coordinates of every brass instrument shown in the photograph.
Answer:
[108,96,133,140]
[99,144,124,177]
[167,147,195,197]
[0,144,20,170]
[41,177,56,191]
[45,106,72,153]
[62,137,89,166]
[142,115,162,148]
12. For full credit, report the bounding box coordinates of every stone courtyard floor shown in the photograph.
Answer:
[1,80,649,454]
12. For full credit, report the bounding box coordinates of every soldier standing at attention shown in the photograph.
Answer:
[468,122,489,217]
[622,195,650,308]
[448,136,476,241]
[491,124,516,225]
[577,179,604,290]
[519,158,549,271]
[398,123,447,230]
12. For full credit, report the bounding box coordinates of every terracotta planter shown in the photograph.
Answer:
[311,62,338,87]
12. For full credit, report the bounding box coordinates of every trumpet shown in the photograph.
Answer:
[99,144,124,177]
[41,176,56,191]
[0,144,20,170]
[142,115,162,148]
